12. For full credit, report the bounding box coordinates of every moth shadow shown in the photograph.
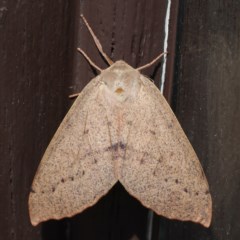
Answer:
[41,183,149,240]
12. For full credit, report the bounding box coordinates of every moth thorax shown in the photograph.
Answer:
[100,62,141,102]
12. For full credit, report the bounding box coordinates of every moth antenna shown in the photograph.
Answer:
[136,52,168,71]
[81,14,114,66]
[77,48,103,72]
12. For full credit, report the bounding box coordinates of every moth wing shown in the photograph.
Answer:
[29,77,117,226]
[119,76,212,227]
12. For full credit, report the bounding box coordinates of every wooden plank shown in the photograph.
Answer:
[169,1,240,240]
[0,0,179,239]
[0,0,75,239]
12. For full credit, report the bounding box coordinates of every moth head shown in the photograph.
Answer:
[100,61,142,102]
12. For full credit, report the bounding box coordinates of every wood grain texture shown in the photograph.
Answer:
[7,0,240,239]
[0,0,177,239]
[0,0,75,239]
[167,1,240,240]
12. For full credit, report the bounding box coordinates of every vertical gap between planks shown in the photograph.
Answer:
[146,1,172,240]
[146,210,154,240]
[160,0,171,93]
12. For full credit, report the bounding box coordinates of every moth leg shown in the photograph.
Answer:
[137,52,168,71]
[69,50,97,98]
[69,92,81,98]
[71,48,102,98]
[81,14,114,66]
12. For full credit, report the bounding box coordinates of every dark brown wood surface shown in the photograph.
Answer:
[170,1,240,240]
[0,0,76,239]
[1,0,240,240]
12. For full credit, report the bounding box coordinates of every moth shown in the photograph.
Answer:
[29,15,212,227]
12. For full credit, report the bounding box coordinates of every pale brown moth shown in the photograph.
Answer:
[29,15,212,227]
